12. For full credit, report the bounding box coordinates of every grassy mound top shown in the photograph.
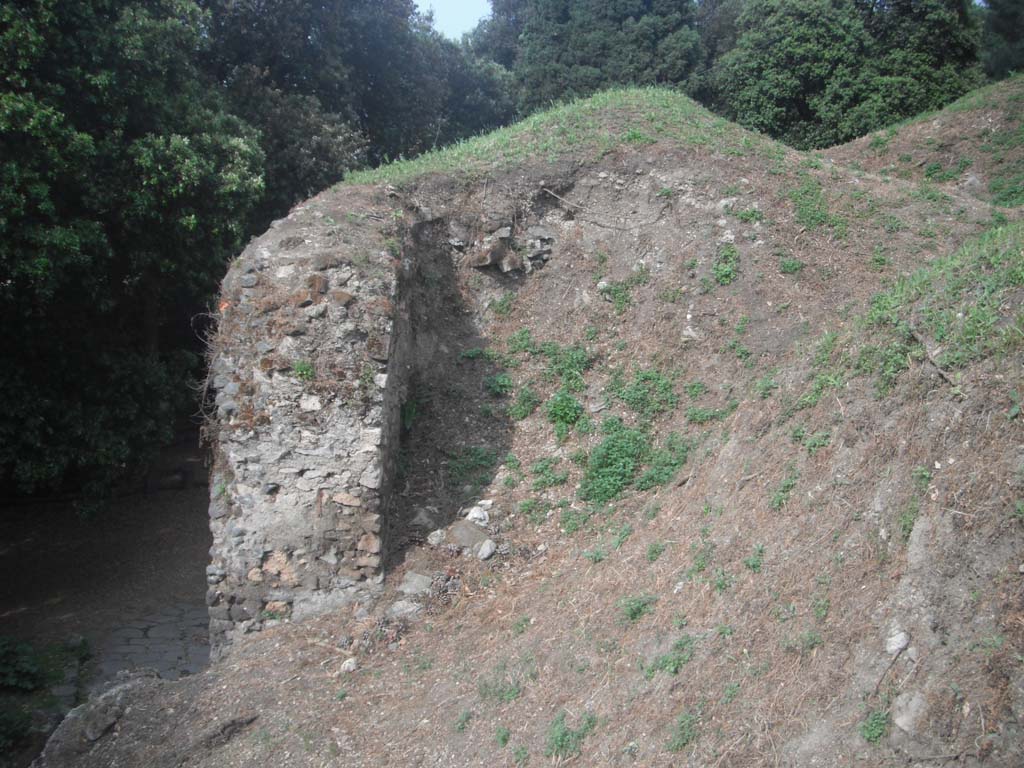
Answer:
[346,87,785,186]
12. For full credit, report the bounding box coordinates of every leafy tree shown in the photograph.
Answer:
[851,0,982,124]
[980,0,1024,79]
[467,0,531,68]
[203,0,513,166]
[516,0,703,112]
[200,0,358,110]
[200,0,371,215]
[688,0,744,102]
[711,0,982,148]
[428,35,518,145]
[491,0,982,146]
[0,0,263,495]
[695,0,743,61]
[331,2,447,161]
[1,0,514,500]
[222,66,366,222]
[711,0,871,147]
[324,5,515,161]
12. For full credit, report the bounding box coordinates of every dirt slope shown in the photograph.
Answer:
[38,82,1024,768]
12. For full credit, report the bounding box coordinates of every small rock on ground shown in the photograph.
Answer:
[386,600,422,620]
[465,506,489,526]
[449,519,488,549]
[398,572,433,596]
[893,690,927,733]
[477,540,497,560]
[426,529,446,546]
[886,630,910,655]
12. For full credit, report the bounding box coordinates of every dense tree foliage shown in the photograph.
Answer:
[980,0,1024,79]
[687,0,743,102]
[203,0,514,167]
[512,0,704,111]
[1,0,264,495]
[466,0,530,69]
[0,0,513,498]
[713,0,982,147]
[854,0,982,125]
[219,67,366,224]
[469,0,986,148]
[710,0,869,147]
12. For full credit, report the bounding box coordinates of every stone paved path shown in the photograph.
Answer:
[1,440,212,694]
[91,604,210,691]
[0,437,212,768]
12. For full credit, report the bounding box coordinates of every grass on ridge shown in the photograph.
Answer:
[345,88,783,186]
[866,221,1024,370]
[854,74,1023,140]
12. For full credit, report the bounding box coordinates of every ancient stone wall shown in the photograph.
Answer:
[205,188,409,655]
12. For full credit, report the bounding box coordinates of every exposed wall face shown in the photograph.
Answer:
[206,188,408,655]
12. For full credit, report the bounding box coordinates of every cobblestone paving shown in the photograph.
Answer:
[91,603,210,691]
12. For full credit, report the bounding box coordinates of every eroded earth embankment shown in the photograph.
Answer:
[36,82,1024,767]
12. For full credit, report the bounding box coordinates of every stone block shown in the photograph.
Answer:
[359,463,382,489]
[307,274,329,294]
[366,334,390,361]
[398,572,433,596]
[357,533,381,554]
[386,600,422,620]
[359,428,382,449]
[264,601,291,616]
[229,604,252,622]
[365,298,393,316]
[313,253,343,270]
[449,519,488,549]
[298,393,322,411]
[465,242,503,268]
[332,491,362,507]
[358,514,381,533]
[207,188,409,655]
[330,290,355,306]
[290,290,315,307]
[209,605,230,621]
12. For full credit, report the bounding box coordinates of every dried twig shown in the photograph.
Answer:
[943,507,977,518]
[874,645,906,695]
[908,753,968,763]
[907,326,957,387]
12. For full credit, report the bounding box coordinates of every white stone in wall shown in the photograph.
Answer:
[294,477,322,492]
[359,463,382,489]
[359,428,382,451]
[295,442,334,457]
[298,394,322,411]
